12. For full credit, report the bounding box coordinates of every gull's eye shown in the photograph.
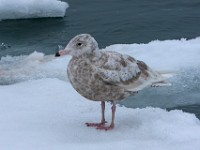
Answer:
[76,42,82,46]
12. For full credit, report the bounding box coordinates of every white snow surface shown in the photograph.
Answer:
[1,37,200,149]
[1,37,200,84]
[0,0,69,21]
[104,37,200,71]
[0,78,200,150]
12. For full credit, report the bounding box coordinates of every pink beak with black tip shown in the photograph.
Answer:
[55,49,69,57]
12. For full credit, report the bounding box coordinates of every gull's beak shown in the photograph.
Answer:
[55,51,61,57]
[55,49,70,57]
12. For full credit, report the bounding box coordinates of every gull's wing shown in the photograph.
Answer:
[92,51,149,87]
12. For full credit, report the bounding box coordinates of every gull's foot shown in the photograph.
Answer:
[96,125,114,131]
[85,121,107,127]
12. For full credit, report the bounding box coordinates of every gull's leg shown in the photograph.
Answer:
[101,101,106,124]
[86,101,107,127]
[110,101,116,129]
[96,101,116,130]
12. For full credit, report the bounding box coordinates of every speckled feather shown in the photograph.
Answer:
[66,34,164,101]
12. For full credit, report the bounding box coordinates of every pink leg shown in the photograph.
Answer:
[85,101,107,127]
[96,101,116,131]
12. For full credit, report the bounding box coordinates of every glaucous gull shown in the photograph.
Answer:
[55,34,170,130]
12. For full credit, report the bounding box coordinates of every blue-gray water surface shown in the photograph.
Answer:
[0,0,200,118]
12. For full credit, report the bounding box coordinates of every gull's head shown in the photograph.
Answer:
[55,34,99,57]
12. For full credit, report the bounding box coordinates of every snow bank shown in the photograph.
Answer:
[104,37,200,71]
[0,78,200,150]
[1,37,200,149]
[0,0,69,21]
[1,37,200,84]
[0,51,70,84]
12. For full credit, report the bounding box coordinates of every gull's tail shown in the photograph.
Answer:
[159,71,175,79]
[151,71,176,87]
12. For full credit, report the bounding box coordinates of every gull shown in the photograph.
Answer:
[55,34,170,130]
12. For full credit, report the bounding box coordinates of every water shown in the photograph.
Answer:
[0,0,200,118]
[1,0,200,57]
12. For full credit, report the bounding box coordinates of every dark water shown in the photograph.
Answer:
[1,0,200,57]
[0,0,200,118]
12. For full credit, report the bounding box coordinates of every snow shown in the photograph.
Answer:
[1,37,200,84]
[0,51,70,84]
[1,37,200,149]
[104,37,200,71]
[0,0,69,21]
[0,78,200,150]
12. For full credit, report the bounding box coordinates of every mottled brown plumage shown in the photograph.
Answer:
[57,34,167,130]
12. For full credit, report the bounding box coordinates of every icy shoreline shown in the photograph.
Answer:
[1,37,200,149]
[1,37,200,85]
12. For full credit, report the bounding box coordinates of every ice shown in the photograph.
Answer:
[1,37,200,85]
[0,78,200,150]
[0,37,200,149]
[104,37,200,71]
[0,0,69,21]
[0,51,71,84]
